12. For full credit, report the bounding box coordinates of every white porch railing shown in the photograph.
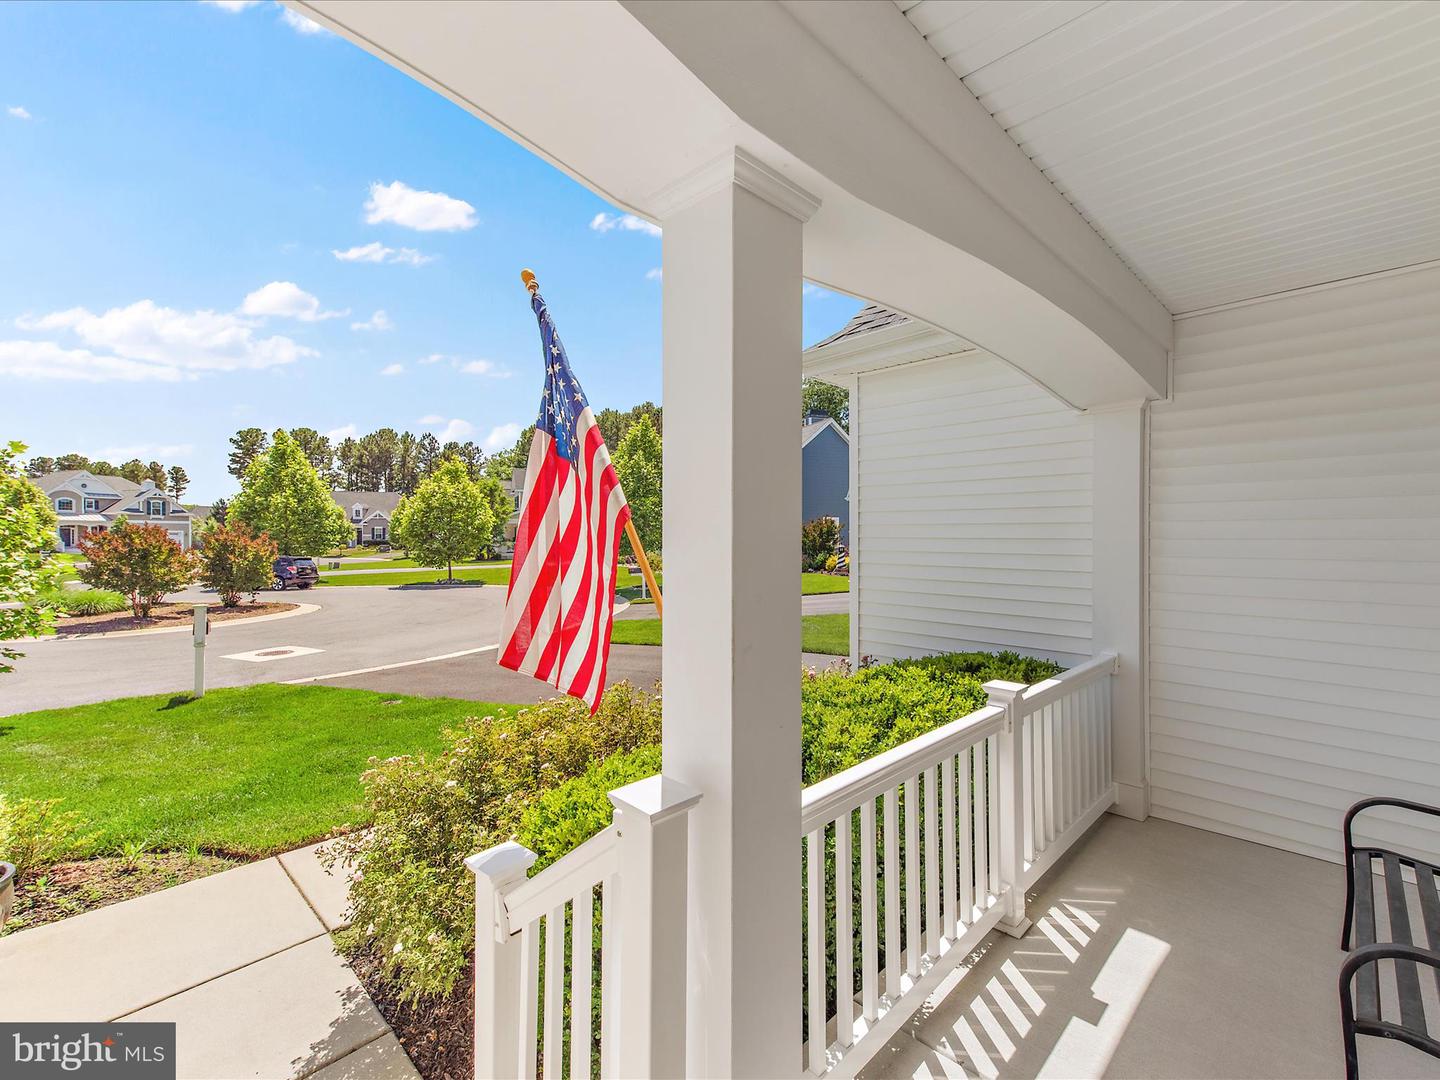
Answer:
[799,652,1119,1077]
[467,776,700,1080]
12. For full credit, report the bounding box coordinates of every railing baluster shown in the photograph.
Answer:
[544,903,566,1078]
[1022,710,1034,864]
[836,811,854,1047]
[923,765,939,959]
[1058,695,1070,830]
[972,742,988,909]
[1043,704,1057,844]
[1103,677,1113,786]
[599,875,617,1080]
[1030,710,1043,857]
[942,755,957,941]
[521,921,540,1080]
[571,887,594,1080]
[904,776,920,977]
[958,747,974,924]
[987,732,1000,899]
[860,798,879,1021]
[883,785,900,1000]
[807,827,826,1076]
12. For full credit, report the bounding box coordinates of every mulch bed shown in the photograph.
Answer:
[54,601,297,636]
[347,944,474,1080]
[1,853,241,936]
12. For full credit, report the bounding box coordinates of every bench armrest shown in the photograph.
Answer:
[1340,798,1440,950]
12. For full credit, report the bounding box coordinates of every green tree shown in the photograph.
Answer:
[230,429,350,555]
[25,456,55,477]
[166,465,190,499]
[415,432,442,478]
[54,453,91,472]
[210,497,229,526]
[90,460,116,478]
[146,460,168,488]
[0,441,61,672]
[118,459,148,484]
[289,428,336,486]
[228,427,269,480]
[198,522,277,607]
[596,401,662,447]
[390,458,495,582]
[335,437,362,489]
[394,431,420,494]
[79,518,197,618]
[802,378,849,431]
[484,426,534,480]
[612,413,662,557]
[475,474,510,553]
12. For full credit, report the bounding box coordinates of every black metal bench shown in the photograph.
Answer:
[1340,797,1440,1078]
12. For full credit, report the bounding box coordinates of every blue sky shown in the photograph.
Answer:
[0,0,860,501]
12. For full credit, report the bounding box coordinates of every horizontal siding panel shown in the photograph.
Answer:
[857,353,1092,666]
[1150,268,1440,861]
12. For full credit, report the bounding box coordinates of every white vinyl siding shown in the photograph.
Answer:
[1149,266,1440,863]
[856,353,1093,666]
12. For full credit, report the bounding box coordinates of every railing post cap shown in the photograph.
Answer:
[982,680,1028,704]
[465,841,537,882]
[609,774,702,825]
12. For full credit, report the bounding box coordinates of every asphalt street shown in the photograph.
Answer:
[1,586,848,715]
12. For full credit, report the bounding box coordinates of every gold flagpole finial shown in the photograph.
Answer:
[520,269,539,294]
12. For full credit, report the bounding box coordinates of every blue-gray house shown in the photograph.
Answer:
[801,411,849,543]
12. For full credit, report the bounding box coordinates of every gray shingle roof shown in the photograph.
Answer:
[332,490,404,517]
[807,304,912,351]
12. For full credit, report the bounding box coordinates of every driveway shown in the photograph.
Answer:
[2,586,849,716]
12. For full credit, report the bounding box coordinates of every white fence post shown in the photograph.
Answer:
[466,841,537,1080]
[984,680,1032,939]
[609,775,702,1079]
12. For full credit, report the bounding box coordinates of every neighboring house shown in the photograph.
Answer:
[500,467,525,545]
[35,470,195,551]
[800,411,848,543]
[331,490,403,546]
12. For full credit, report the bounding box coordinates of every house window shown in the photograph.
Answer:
[371,526,387,541]
[83,497,99,512]
[352,506,363,521]
[147,498,165,516]
[55,497,75,512]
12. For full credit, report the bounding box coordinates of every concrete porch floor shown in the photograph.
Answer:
[861,816,1435,1080]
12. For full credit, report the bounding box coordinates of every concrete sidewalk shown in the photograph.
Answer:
[0,843,417,1080]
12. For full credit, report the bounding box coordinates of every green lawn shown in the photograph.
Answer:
[318,558,506,573]
[611,612,849,655]
[801,572,849,594]
[0,685,514,857]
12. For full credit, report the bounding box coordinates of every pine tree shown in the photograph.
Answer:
[167,465,190,499]
[228,428,269,480]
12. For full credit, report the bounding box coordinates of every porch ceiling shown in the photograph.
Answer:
[897,0,1440,313]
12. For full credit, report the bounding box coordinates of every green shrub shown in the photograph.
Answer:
[43,588,129,617]
[824,553,839,573]
[518,745,661,872]
[891,649,1063,686]
[324,682,660,1002]
[801,517,840,572]
[0,794,88,880]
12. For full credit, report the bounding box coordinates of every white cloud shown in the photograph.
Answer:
[364,181,476,232]
[589,212,661,238]
[379,362,405,376]
[420,417,475,443]
[332,241,433,266]
[7,105,32,121]
[458,359,509,378]
[91,442,194,461]
[201,0,261,9]
[0,340,192,383]
[417,353,446,365]
[11,298,317,380]
[484,423,523,452]
[241,281,346,322]
[280,6,326,33]
[645,267,663,282]
[351,310,394,332]
[326,423,357,442]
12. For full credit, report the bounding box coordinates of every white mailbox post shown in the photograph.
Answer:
[193,604,208,698]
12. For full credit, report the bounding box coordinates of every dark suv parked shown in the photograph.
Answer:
[273,556,319,590]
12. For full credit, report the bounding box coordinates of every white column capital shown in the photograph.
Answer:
[609,775,702,825]
[650,147,821,222]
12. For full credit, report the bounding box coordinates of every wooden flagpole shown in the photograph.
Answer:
[523,269,663,620]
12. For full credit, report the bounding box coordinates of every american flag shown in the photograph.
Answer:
[497,288,631,711]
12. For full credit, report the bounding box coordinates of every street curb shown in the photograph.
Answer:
[19,602,322,643]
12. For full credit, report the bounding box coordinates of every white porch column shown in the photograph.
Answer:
[1090,402,1149,820]
[657,148,818,1079]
